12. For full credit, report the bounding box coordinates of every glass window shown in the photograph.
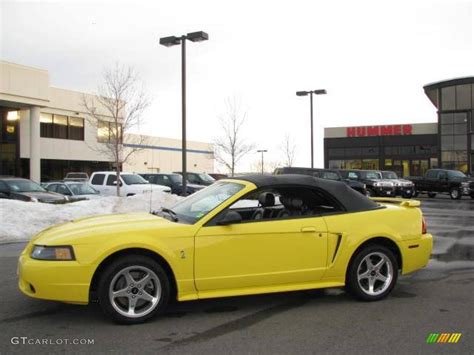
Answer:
[97,121,110,143]
[441,86,456,110]
[441,136,454,150]
[453,112,468,124]
[453,135,467,150]
[4,179,46,192]
[440,113,454,124]
[456,84,472,110]
[68,117,84,140]
[399,146,415,155]
[53,115,68,139]
[361,147,378,156]
[441,124,453,135]
[345,147,361,156]
[40,113,53,138]
[106,175,118,186]
[328,160,344,169]
[91,173,105,185]
[328,148,344,158]
[121,174,148,185]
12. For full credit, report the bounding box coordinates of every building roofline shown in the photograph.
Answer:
[423,76,474,91]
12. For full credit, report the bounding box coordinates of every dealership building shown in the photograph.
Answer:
[324,77,474,177]
[0,61,214,182]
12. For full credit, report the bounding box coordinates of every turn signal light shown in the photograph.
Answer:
[422,216,427,234]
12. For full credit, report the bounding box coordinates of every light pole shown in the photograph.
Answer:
[257,149,267,174]
[160,31,209,196]
[296,89,327,168]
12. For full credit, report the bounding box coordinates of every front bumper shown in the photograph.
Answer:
[395,186,414,196]
[400,233,433,275]
[460,185,472,196]
[18,246,94,304]
[374,186,396,196]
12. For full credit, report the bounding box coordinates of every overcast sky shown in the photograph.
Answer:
[1,0,473,172]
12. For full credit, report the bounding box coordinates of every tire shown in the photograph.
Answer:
[427,192,437,198]
[412,191,419,198]
[471,193,474,200]
[449,188,461,200]
[401,191,413,199]
[346,245,398,302]
[98,254,170,324]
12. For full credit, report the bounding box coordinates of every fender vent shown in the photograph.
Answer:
[332,234,343,263]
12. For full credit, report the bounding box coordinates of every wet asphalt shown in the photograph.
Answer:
[0,196,473,354]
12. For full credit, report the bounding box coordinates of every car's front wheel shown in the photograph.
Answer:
[346,245,398,301]
[98,255,170,324]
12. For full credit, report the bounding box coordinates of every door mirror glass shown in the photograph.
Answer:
[217,210,242,225]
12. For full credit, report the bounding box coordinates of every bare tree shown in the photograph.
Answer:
[280,133,297,167]
[82,64,150,196]
[213,97,255,176]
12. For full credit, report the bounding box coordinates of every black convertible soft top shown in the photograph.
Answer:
[228,174,379,213]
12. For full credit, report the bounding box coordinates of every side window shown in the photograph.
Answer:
[347,172,359,179]
[57,184,71,195]
[187,174,199,183]
[224,186,342,223]
[47,184,58,192]
[438,171,447,180]
[0,181,9,193]
[426,170,437,179]
[106,175,117,186]
[91,174,105,185]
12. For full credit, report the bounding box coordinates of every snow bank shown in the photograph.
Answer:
[0,192,183,243]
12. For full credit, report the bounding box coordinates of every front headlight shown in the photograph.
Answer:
[461,182,469,187]
[31,245,75,261]
[374,182,380,187]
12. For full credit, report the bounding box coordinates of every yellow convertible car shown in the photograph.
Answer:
[18,174,432,323]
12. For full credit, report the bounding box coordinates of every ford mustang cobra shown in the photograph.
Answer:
[18,174,432,323]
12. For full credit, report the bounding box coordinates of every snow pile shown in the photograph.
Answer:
[0,192,183,243]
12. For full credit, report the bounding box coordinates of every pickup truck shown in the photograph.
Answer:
[407,169,474,200]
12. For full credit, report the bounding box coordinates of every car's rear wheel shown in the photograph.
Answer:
[449,188,461,200]
[427,192,437,198]
[346,245,398,301]
[412,190,419,198]
[98,255,170,324]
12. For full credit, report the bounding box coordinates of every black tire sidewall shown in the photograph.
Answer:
[347,245,398,302]
[98,255,170,324]
[428,192,436,198]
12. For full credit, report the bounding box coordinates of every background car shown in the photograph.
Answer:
[0,177,68,203]
[43,181,101,201]
[64,172,89,182]
[407,169,474,200]
[338,169,395,197]
[89,172,171,197]
[173,171,216,186]
[380,171,415,198]
[274,167,367,195]
[140,173,204,195]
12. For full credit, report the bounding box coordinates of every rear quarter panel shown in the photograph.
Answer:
[322,204,423,282]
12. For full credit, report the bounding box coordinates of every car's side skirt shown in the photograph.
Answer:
[177,280,345,301]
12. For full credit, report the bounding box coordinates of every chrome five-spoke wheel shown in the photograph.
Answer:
[357,252,393,296]
[98,255,170,324]
[347,245,398,301]
[109,265,161,318]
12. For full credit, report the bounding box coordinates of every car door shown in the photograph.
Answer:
[194,201,328,292]
[437,171,449,192]
[90,173,106,194]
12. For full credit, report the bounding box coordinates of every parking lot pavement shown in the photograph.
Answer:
[0,198,473,354]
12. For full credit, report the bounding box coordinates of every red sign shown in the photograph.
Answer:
[346,124,412,137]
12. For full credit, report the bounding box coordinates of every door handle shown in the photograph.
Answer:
[301,227,316,233]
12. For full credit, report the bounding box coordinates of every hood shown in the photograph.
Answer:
[32,212,175,246]
[13,191,66,202]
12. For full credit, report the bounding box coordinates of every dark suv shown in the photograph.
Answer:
[273,167,367,195]
[380,171,415,198]
[407,169,474,200]
[173,172,216,186]
[338,169,396,197]
[140,173,204,195]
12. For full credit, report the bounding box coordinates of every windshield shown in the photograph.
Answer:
[382,171,398,179]
[361,171,382,180]
[5,180,46,193]
[68,183,98,195]
[447,170,466,178]
[121,174,149,185]
[199,173,215,183]
[172,182,244,223]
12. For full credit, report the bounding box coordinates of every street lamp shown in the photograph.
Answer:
[160,31,209,195]
[296,89,327,168]
[257,149,267,174]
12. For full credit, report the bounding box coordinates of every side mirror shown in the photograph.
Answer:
[217,210,242,226]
